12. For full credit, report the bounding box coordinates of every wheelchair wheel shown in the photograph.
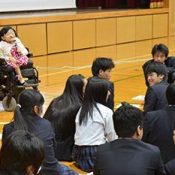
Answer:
[2,96,16,112]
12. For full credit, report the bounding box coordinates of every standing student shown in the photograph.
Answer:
[144,62,168,113]
[44,74,87,161]
[91,57,115,110]
[73,77,117,172]
[0,26,29,85]
[2,89,78,175]
[0,130,44,175]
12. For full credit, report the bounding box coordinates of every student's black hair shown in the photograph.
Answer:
[44,74,85,138]
[145,62,167,81]
[79,77,109,125]
[91,57,115,76]
[166,84,175,105]
[13,89,44,131]
[113,102,144,137]
[0,26,17,41]
[151,43,169,58]
[0,130,44,175]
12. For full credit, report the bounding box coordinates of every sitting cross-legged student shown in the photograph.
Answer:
[44,74,87,161]
[72,77,117,172]
[0,130,44,175]
[91,57,115,110]
[143,83,175,164]
[143,43,175,86]
[144,62,168,113]
[93,102,166,175]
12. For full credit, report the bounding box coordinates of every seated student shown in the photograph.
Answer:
[91,57,115,110]
[44,74,87,161]
[72,77,117,172]
[0,26,29,85]
[144,62,168,113]
[143,43,175,86]
[2,89,78,175]
[0,130,44,175]
[143,83,175,164]
[93,102,166,175]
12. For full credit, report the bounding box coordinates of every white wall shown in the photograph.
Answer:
[0,0,76,12]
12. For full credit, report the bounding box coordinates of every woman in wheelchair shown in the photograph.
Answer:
[0,26,28,85]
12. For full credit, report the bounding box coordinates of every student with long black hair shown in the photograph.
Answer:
[44,74,87,161]
[72,77,117,172]
[0,130,44,175]
[2,89,78,175]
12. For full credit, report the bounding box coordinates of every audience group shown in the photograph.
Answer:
[1,43,175,175]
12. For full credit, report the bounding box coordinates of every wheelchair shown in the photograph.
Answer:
[0,53,40,111]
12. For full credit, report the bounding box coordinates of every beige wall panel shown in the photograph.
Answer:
[135,40,152,57]
[169,0,175,36]
[152,37,168,46]
[73,48,96,67]
[47,52,73,85]
[47,22,72,53]
[153,14,168,38]
[169,36,175,54]
[117,43,135,59]
[117,16,135,44]
[136,15,152,41]
[32,56,47,87]
[96,45,117,60]
[18,24,47,56]
[73,20,95,50]
[96,18,116,47]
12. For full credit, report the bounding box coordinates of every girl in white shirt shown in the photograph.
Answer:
[73,77,117,172]
[0,26,28,85]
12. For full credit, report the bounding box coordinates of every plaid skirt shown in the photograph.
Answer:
[7,55,28,68]
[72,145,98,172]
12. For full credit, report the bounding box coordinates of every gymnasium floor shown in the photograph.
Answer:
[0,56,147,127]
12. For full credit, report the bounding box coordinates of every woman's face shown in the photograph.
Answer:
[1,29,16,43]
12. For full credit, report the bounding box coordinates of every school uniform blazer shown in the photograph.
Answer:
[142,106,175,163]
[144,81,168,113]
[94,139,165,175]
[2,115,61,175]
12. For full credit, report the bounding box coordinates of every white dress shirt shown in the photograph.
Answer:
[75,103,117,146]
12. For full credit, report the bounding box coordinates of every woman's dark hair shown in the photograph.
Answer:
[0,26,17,41]
[44,74,85,138]
[145,62,167,81]
[151,43,169,58]
[91,57,115,76]
[79,77,109,125]
[113,102,143,137]
[13,89,44,131]
[166,84,175,105]
[0,130,44,175]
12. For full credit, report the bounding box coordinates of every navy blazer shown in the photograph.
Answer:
[2,116,61,175]
[144,81,168,113]
[143,106,175,163]
[94,139,165,175]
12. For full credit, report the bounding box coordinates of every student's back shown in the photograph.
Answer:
[94,139,164,175]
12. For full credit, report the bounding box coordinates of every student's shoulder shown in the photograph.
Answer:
[140,141,161,155]
[97,103,113,115]
[142,59,154,68]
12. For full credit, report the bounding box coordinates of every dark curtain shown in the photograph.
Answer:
[76,0,150,9]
